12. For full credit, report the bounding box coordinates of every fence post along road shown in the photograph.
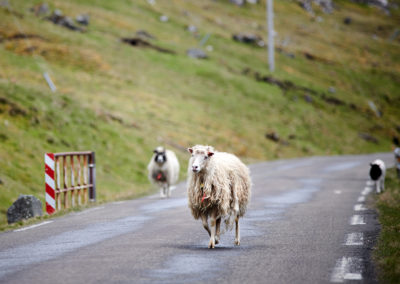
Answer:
[45,151,96,215]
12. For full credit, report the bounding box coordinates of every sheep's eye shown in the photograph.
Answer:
[204,156,208,160]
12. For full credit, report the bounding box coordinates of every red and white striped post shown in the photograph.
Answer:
[45,153,56,214]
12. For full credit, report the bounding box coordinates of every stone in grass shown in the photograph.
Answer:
[7,195,43,224]
[76,14,90,26]
[46,9,83,32]
[232,33,264,47]
[265,131,280,142]
[344,17,352,25]
[159,15,169,22]
[187,48,208,59]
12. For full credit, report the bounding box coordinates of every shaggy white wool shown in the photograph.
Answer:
[187,145,251,224]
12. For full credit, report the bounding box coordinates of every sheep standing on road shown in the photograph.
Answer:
[369,159,386,193]
[186,145,251,249]
[147,146,180,198]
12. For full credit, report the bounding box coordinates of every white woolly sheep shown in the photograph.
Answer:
[186,145,251,249]
[147,146,180,198]
[369,159,386,193]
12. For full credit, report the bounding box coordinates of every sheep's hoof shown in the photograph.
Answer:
[208,240,215,249]
[234,239,240,246]
[215,236,220,245]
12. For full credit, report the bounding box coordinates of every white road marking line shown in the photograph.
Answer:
[361,187,372,196]
[357,196,365,203]
[344,273,362,280]
[14,221,53,232]
[350,215,365,225]
[331,257,363,282]
[345,232,363,246]
[334,190,342,194]
[354,204,367,211]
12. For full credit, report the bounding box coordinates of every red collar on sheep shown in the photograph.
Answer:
[200,183,209,203]
[201,193,207,203]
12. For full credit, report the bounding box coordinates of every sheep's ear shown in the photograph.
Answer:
[153,149,158,154]
[188,148,193,154]
[207,151,214,157]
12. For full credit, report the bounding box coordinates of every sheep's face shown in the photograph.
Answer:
[188,145,214,173]
[369,163,382,181]
[153,147,167,165]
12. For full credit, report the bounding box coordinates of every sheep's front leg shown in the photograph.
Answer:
[208,212,217,249]
[234,216,240,246]
[376,180,381,194]
[233,192,239,215]
[160,186,166,198]
[166,183,171,198]
[201,214,211,237]
[215,217,221,245]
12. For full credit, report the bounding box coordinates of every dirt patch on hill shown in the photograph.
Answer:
[242,67,352,108]
[121,37,176,55]
[0,28,109,71]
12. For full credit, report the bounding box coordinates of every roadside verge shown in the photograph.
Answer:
[373,168,400,283]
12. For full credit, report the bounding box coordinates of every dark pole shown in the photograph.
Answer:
[89,152,96,201]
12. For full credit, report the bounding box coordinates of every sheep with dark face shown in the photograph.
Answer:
[186,145,251,249]
[369,159,386,193]
[147,146,180,198]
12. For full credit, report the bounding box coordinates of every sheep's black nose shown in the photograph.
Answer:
[192,165,199,172]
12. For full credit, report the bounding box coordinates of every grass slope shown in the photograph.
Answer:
[0,0,399,224]
[374,168,400,283]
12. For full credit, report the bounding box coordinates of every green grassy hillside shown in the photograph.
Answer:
[0,0,399,224]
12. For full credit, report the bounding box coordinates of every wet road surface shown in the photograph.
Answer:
[0,153,393,283]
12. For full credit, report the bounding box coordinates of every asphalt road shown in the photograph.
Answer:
[0,153,394,284]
